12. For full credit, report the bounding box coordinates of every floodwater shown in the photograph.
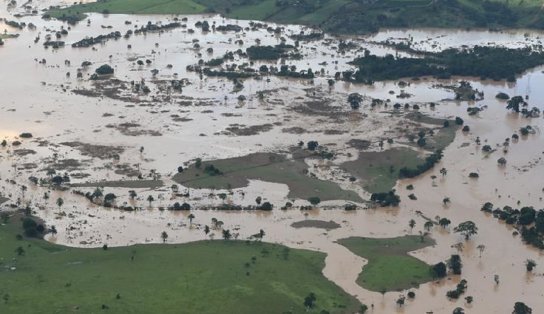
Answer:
[2,1,544,313]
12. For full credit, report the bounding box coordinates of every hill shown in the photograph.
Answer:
[47,0,544,34]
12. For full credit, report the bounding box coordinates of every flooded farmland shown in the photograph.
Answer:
[2,1,544,313]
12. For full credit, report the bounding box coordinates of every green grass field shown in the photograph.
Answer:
[0,214,361,313]
[341,148,423,194]
[338,236,435,292]
[173,152,363,202]
[48,0,544,34]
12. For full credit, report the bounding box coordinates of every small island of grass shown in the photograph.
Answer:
[338,236,435,292]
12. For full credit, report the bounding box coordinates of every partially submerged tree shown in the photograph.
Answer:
[454,221,478,240]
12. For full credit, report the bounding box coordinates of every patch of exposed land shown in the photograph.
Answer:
[342,148,422,194]
[0,216,361,314]
[338,236,435,292]
[173,152,363,202]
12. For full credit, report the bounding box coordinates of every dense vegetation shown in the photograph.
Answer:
[0,213,361,313]
[348,47,544,82]
[48,0,544,34]
[482,203,544,249]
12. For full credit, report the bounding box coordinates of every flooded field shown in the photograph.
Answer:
[2,1,544,313]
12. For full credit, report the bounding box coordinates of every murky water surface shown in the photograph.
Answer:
[2,2,544,313]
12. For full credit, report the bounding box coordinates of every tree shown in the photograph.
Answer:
[439,218,451,228]
[347,93,363,109]
[15,246,25,256]
[526,259,536,272]
[453,308,465,314]
[476,244,486,258]
[161,231,168,243]
[258,229,265,240]
[129,190,137,200]
[308,197,321,206]
[303,293,316,309]
[104,193,116,206]
[20,185,28,198]
[56,197,64,209]
[92,187,103,200]
[432,262,447,278]
[454,221,478,240]
[440,167,447,176]
[506,96,524,113]
[513,302,532,314]
[396,295,405,307]
[147,195,155,207]
[222,229,231,240]
[188,213,195,225]
[204,225,210,236]
[95,64,114,75]
[424,221,434,231]
[51,176,63,186]
[409,219,416,231]
[260,202,273,211]
[449,254,462,275]
[307,141,319,151]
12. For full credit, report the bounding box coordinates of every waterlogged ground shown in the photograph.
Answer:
[2,1,544,313]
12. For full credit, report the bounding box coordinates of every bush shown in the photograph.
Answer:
[496,92,510,100]
[308,197,321,206]
[432,262,447,278]
[260,202,273,211]
[370,190,400,207]
[95,64,114,75]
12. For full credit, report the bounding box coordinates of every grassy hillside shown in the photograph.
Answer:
[48,0,544,34]
[0,214,361,314]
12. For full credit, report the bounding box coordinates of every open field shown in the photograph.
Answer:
[0,215,361,314]
[173,152,363,202]
[341,148,422,194]
[338,236,435,292]
[48,0,544,33]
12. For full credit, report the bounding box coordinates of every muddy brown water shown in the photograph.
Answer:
[2,2,544,313]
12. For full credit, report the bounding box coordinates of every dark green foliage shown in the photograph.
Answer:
[513,302,533,314]
[308,197,321,206]
[446,279,467,299]
[246,45,287,60]
[507,96,526,112]
[370,190,400,207]
[259,202,273,211]
[496,92,510,100]
[95,64,114,75]
[398,150,443,179]
[350,47,544,82]
[307,141,319,151]
[303,292,316,309]
[449,254,462,275]
[432,262,447,278]
[21,217,42,238]
[204,164,223,176]
[481,202,494,212]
